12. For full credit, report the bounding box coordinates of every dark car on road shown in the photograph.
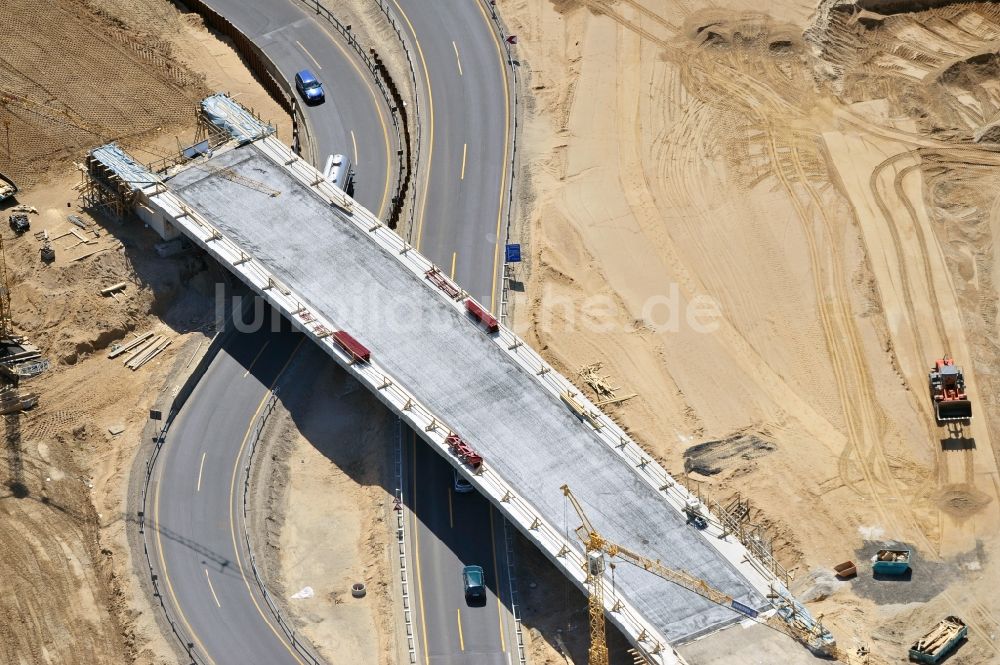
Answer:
[462,565,486,604]
[453,468,473,494]
[295,69,325,104]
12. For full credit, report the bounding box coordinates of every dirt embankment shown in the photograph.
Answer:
[0,1,290,663]
[251,345,397,665]
[500,0,1000,661]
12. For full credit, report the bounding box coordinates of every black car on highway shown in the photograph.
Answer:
[462,565,486,604]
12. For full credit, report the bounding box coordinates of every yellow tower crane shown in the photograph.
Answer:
[559,484,861,664]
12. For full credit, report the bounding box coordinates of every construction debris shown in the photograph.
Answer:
[67,214,88,229]
[0,172,17,204]
[73,241,122,262]
[909,616,967,664]
[125,336,170,370]
[39,228,75,242]
[11,358,50,377]
[107,332,173,370]
[0,385,37,415]
[100,282,127,297]
[596,393,638,407]
[0,234,46,378]
[40,238,55,263]
[64,229,98,251]
[10,204,36,214]
[8,214,30,234]
[578,362,636,407]
[107,331,154,359]
[122,335,161,366]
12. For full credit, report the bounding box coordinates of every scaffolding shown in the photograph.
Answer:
[82,144,158,220]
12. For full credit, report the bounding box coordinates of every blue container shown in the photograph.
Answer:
[908,616,967,663]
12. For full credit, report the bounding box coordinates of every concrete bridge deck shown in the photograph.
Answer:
[91,100,825,662]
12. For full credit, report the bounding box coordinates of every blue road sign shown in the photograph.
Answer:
[505,243,521,263]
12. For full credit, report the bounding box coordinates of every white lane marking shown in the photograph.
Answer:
[452,40,463,76]
[296,40,322,70]
[351,129,359,166]
[205,569,222,608]
[197,452,206,492]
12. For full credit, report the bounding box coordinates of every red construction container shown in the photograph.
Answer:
[446,433,484,470]
[332,330,371,363]
[465,299,499,333]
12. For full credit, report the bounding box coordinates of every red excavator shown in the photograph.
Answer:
[929,357,973,423]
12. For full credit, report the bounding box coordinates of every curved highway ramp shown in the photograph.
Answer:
[92,97,825,664]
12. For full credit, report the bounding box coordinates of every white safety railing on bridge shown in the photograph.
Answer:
[141,136,686,664]
[134,125,831,659]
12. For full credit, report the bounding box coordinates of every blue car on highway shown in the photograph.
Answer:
[295,69,325,104]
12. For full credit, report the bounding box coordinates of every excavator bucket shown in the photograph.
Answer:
[937,399,972,422]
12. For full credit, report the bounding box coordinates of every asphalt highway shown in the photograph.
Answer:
[200,0,397,217]
[391,0,511,310]
[388,2,517,663]
[151,320,304,664]
[146,0,516,663]
[404,429,519,665]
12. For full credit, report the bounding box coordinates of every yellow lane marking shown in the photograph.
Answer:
[197,452,206,492]
[351,129,359,166]
[154,449,218,664]
[228,339,308,665]
[242,339,270,378]
[412,432,431,665]
[460,143,467,181]
[313,22,393,218]
[489,506,506,653]
[295,40,322,70]
[448,485,454,528]
[205,569,222,608]
[450,252,457,281]
[392,0,435,249]
[475,0,511,314]
[453,41,463,76]
[457,608,465,651]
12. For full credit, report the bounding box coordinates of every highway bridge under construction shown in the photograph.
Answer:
[86,94,829,663]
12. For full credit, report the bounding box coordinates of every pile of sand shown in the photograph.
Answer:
[499,0,1000,660]
[251,345,397,665]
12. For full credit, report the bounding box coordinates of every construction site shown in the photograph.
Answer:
[1,0,1000,664]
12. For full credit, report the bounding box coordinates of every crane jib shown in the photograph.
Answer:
[730,600,759,619]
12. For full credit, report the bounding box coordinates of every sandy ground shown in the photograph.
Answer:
[10,0,1000,663]
[0,1,291,663]
[252,344,396,665]
[498,0,1000,662]
[0,0,290,189]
